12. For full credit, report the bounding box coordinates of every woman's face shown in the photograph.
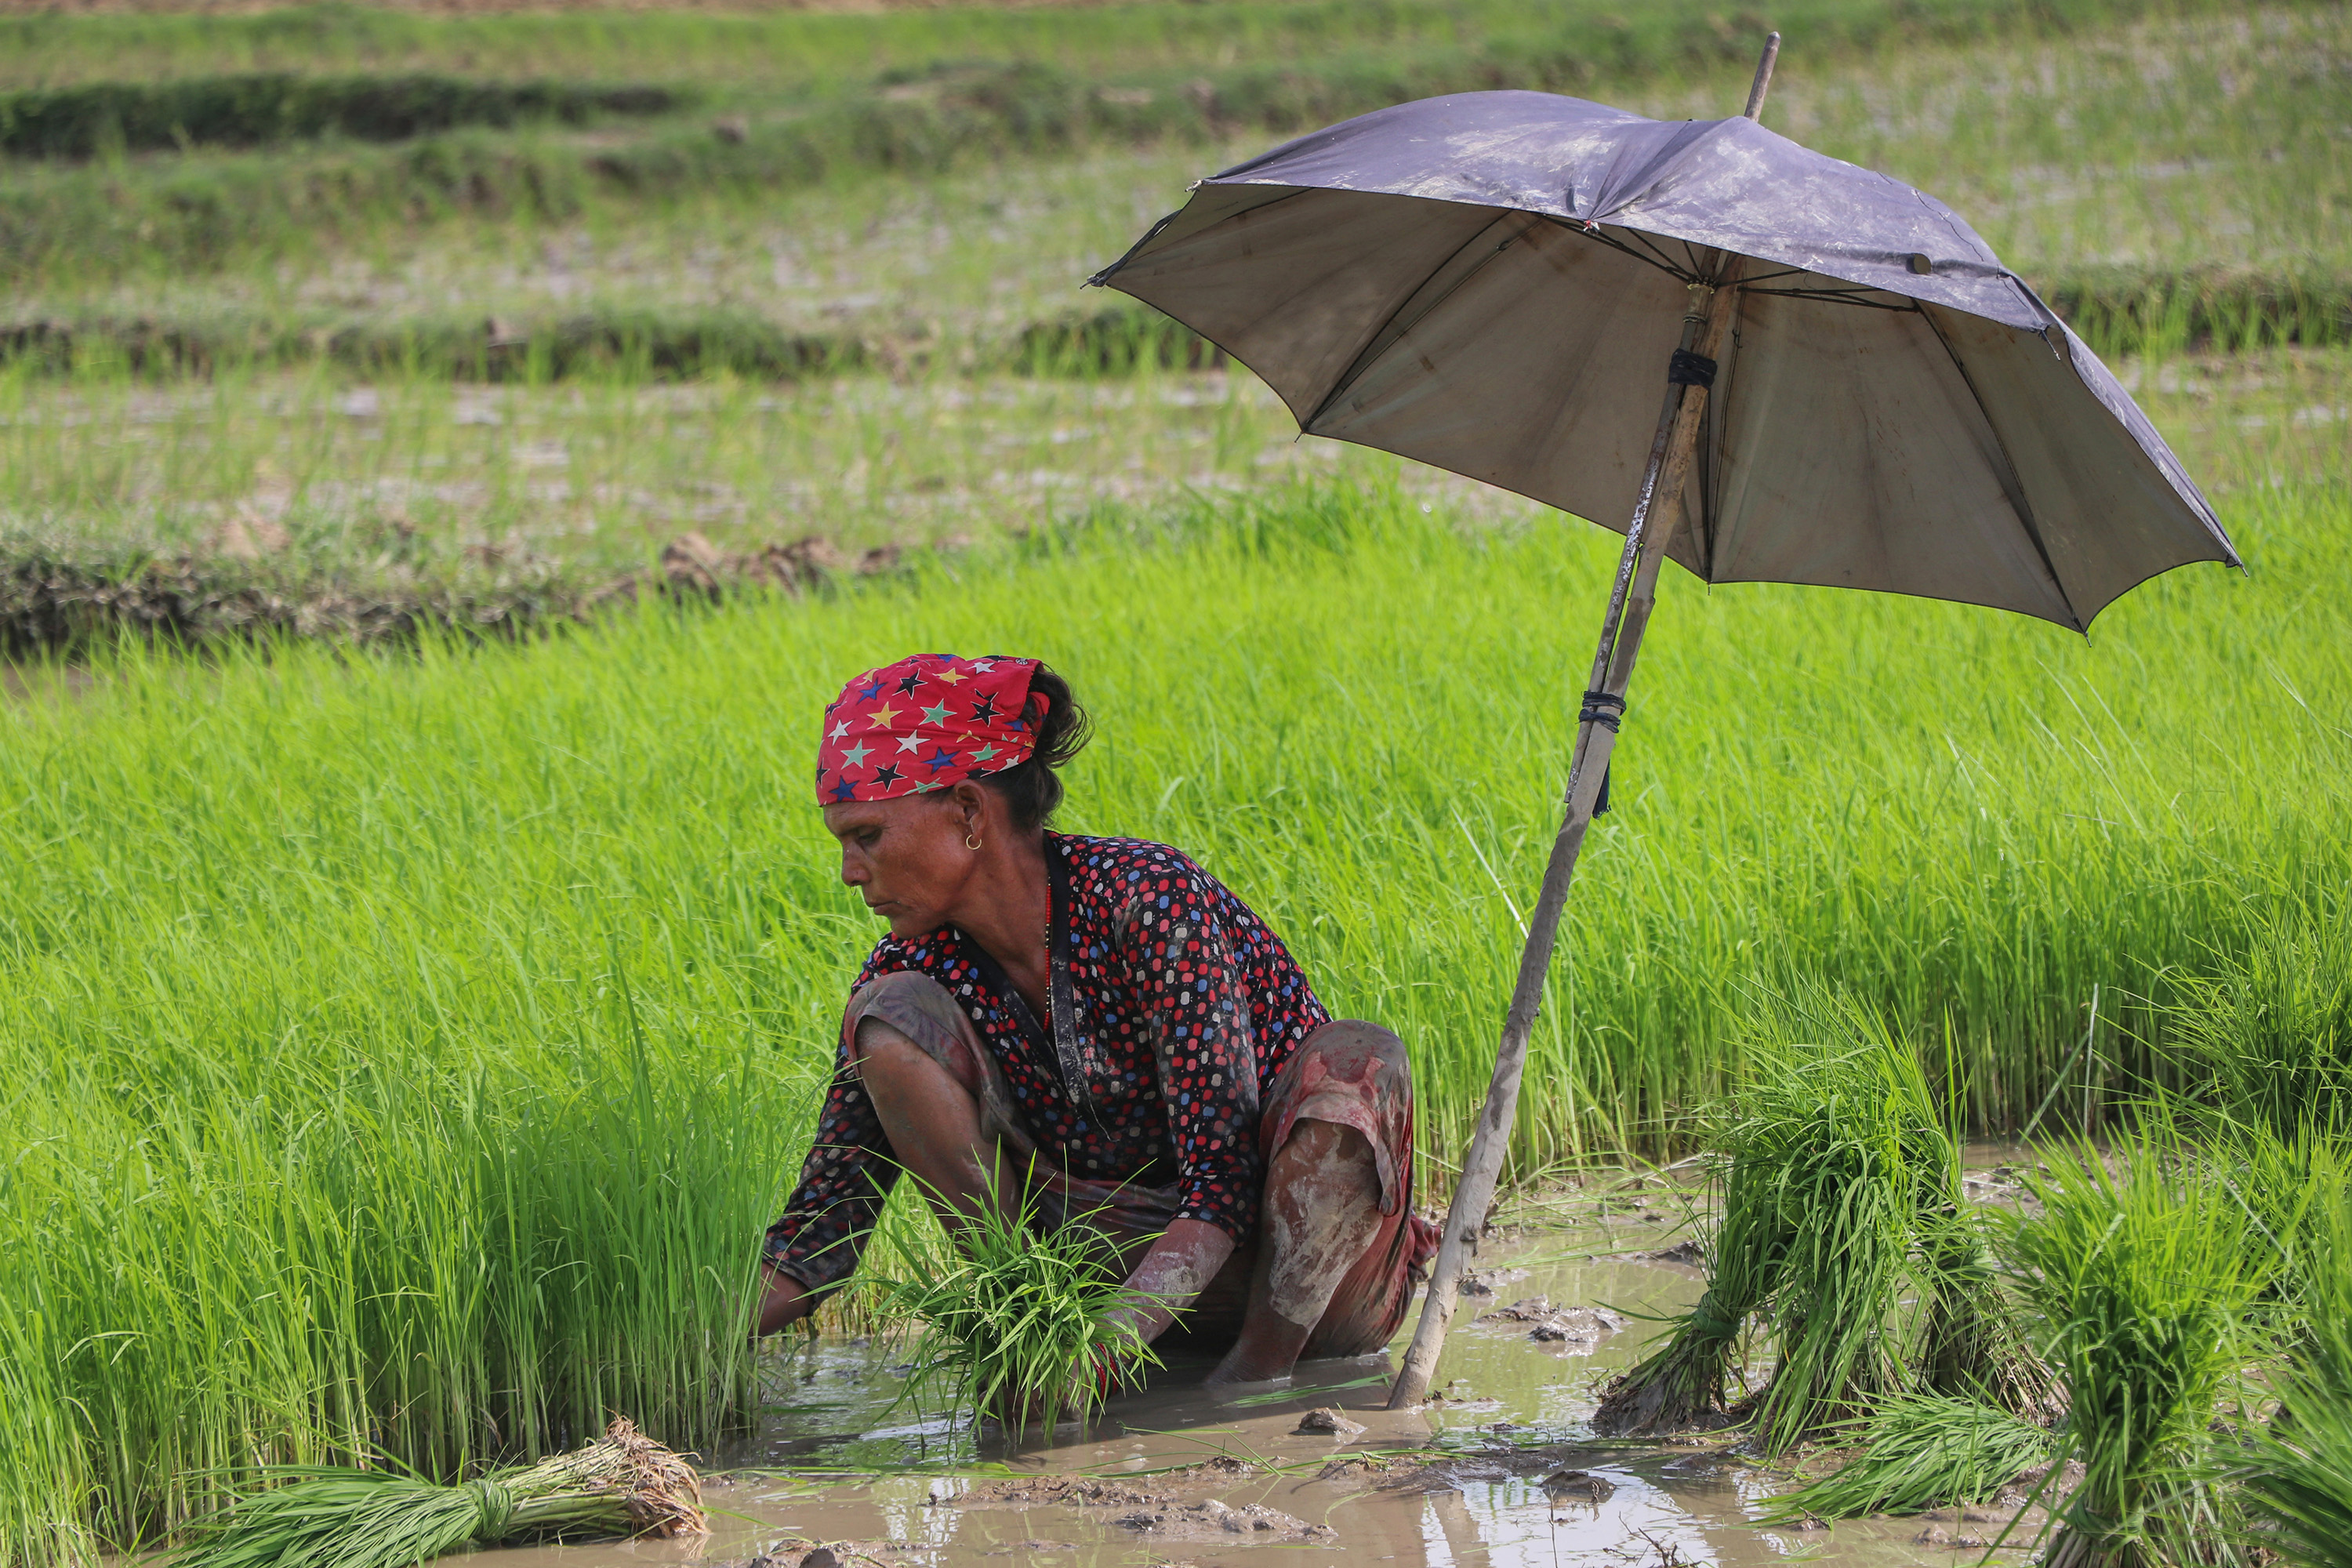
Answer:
[822,786,988,939]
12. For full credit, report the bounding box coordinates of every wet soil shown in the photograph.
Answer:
[477,1218,2045,1568]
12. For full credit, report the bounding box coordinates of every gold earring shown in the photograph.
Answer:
[965,833,983,851]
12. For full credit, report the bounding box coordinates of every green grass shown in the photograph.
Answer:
[3,457,2347,1559]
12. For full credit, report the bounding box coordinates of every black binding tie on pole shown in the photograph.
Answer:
[1579,691,1625,816]
[1667,350,1717,388]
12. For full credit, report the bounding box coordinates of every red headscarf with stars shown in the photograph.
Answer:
[815,653,1044,805]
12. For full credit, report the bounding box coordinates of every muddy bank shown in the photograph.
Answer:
[0,526,906,659]
[5,272,2343,387]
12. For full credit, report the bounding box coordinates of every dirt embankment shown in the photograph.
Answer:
[0,528,906,661]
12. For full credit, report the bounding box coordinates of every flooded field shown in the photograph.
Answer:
[527,1235,2041,1568]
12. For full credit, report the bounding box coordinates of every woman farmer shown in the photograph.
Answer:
[757,652,1438,1388]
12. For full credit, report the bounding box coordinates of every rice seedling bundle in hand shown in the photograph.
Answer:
[878,1185,1160,1437]
[1759,1392,2058,1524]
[2004,1143,2263,1568]
[169,1419,705,1568]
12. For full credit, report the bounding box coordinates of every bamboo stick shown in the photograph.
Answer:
[1385,34,1778,1410]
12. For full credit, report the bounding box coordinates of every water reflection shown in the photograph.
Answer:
[500,1236,2020,1568]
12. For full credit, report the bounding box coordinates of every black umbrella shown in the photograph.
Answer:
[1087,39,2237,1405]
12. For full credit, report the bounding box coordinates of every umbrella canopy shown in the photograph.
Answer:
[1091,89,2237,630]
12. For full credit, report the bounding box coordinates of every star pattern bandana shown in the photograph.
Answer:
[815,653,1042,805]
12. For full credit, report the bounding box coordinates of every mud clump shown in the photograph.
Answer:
[1475,1296,1628,1345]
[958,1478,1160,1510]
[0,529,910,659]
[1639,1240,1706,1265]
[1293,1406,1367,1436]
[728,1541,906,1568]
[1112,1499,1332,1543]
[1541,1469,1617,1505]
[1316,1454,1392,1483]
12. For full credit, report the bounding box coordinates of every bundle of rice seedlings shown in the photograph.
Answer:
[2003,1142,2264,1568]
[1598,990,1922,1444]
[2230,1134,2352,1566]
[1910,1099,2064,1421]
[878,1180,1160,1436]
[169,1419,705,1568]
[1759,1392,2059,1523]
[1733,1003,1928,1456]
[1588,1150,1787,1436]
[2235,1334,2352,1567]
[2169,918,2352,1145]
[1600,991,2056,1446]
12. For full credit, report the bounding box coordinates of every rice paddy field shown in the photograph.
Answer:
[2,0,2349,1564]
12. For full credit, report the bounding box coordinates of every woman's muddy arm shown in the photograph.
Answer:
[1112,1218,1236,1344]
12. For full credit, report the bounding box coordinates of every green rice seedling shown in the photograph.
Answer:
[2222,1131,2352,1565]
[2230,1181,2352,1568]
[2172,919,2352,1144]
[2234,1360,2352,1568]
[169,1419,705,1568]
[1596,989,1938,1444]
[1759,1393,2059,1523]
[1911,1033,2063,1421]
[1915,1201,2065,1423]
[0,466,2347,1553]
[2002,1142,2266,1568]
[1729,993,1940,1456]
[1588,1160,1787,1436]
[877,1178,1160,1438]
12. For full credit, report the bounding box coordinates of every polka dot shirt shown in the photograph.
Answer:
[765,833,1330,1290]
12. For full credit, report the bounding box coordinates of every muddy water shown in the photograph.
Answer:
[484,1234,2028,1568]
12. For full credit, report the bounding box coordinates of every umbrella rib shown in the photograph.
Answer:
[1738,285,1923,314]
[1628,227,1700,281]
[1541,218,1698,283]
[1300,212,1537,431]
[1917,304,2087,632]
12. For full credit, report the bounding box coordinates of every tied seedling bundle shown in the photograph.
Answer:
[169,1419,705,1568]
[2002,1141,2262,1568]
[1595,989,2050,1451]
[1759,1392,2057,1525]
[878,1179,1160,1436]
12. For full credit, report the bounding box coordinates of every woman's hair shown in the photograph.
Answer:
[981,662,1091,831]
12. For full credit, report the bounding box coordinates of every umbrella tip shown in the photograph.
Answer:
[1743,32,1781,122]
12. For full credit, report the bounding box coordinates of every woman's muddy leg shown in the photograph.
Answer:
[1209,1118,1385,1387]
[851,1016,1018,1233]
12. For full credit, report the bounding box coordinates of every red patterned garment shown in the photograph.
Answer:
[764,833,1332,1291]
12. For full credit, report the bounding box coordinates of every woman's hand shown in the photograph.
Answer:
[1114,1218,1237,1341]
[753,1263,815,1337]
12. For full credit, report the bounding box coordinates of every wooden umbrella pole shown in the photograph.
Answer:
[1385,36,1777,1413]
